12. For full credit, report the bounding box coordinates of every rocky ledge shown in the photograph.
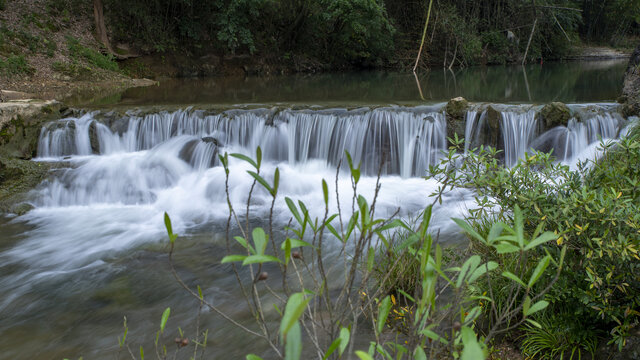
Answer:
[621,44,640,117]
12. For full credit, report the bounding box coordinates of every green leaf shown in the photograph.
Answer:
[413,346,427,360]
[524,231,557,251]
[502,271,526,287]
[514,205,524,248]
[338,327,350,355]
[525,300,549,316]
[367,247,375,272]
[528,255,551,288]
[242,255,281,265]
[252,227,267,255]
[453,218,486,243]
[467,261,498,283]
[522,296,531,316]
[164,212,173,237]
[421,327,449,344]
[457,255,481,288]
[526,319,543,328]
[495,243,520,254]
[280,293,312,339]
[355,351,374,360]
[322,179,329,205]
[280,238,312,249]
[247,171,273,195]
[230,153,257,169]
[140,346,144,360]
[160,307,170,333]
[461,326,485,360]
[256,146,262,169]
[233,236,252,253]
[285,197,303,225]
[246,355,263,360]
[197,285,203,300]
[487,222,504,244]
[221,255,247,263]
[376,295,392,335]
[285,321,302,360]
[352,168,361,184]
[323,338,341,360]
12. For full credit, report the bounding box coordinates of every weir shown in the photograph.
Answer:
[38,104,624,174]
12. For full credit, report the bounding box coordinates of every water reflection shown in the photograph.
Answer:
[103,59,627,106]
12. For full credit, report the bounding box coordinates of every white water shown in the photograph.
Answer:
[1,104,626,324]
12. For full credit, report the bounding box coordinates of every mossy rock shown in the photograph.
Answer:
[539,102,571,129]
[486,105,502,131]
[445,97,469,120]
[445,97,469,146]
[0,157,54,213]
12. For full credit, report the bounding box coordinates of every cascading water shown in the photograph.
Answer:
[0,102,627,359]
[501,110,539,166]
[38,106,448,177]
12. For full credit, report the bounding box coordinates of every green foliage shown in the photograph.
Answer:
[440,125,640,348]
[0,54,34,76]
[66,36,119,71]
[521,313,600,360]
[316,0,396,66]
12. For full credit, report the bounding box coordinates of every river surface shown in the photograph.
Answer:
[0,61,631,359]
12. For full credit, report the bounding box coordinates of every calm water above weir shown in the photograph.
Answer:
[87,60,629,107]
[0,61,631,359]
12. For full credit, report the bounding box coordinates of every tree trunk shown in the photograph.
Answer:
[93,0,114,54]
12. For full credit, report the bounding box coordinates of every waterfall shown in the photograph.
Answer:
[531,112,621,161]
[501,111,538,166]
[37,106,448,177]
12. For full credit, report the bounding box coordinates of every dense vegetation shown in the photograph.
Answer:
[1,0,639,78]
[99,0,639,68]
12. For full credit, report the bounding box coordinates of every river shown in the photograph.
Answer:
[0,60,631,359]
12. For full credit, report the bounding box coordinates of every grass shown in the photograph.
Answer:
[66,36,119,71]
[0,55,34,76]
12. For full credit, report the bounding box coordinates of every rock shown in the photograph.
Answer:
[11,202,34,216]
[88,121,100,154]
[486,105,502,131]
[597,333,640,360]
[539,102,572,129]
[622,44,640,117]
[445,97,469,146]
[0,90,35,101]
[201,136,222,147]
[445,97,469,120]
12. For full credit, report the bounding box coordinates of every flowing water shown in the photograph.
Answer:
[0,61,630,359]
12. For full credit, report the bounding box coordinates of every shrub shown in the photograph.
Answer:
[435,125,640,349]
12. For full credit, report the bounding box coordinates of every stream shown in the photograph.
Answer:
[0,60,631,359]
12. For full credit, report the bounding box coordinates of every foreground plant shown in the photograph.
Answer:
[127,146,562,360]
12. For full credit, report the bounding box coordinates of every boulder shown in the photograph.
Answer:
[445,97,469,120]
[621,44,640,117]
[445,97,469,146]
[539,102,571,129]
[486,105,502,131]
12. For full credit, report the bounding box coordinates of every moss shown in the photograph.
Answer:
[0,157,53,213]
[539,102,572,129]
